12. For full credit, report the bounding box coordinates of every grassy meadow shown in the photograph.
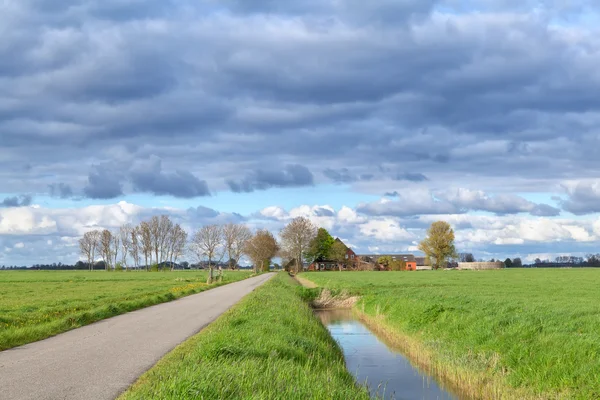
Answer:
[120,273,370,400]
[0,270,252,350]
[303,269,600,399]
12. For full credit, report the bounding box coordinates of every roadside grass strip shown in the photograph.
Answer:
[120,273,370,400]
[0,270,252,350]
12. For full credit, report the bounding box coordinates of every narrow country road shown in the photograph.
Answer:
[0,273,275,400]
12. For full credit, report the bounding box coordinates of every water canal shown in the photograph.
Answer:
[317,309,463,400]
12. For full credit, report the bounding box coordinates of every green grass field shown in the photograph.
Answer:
[303,269,600,400]
[120,273,370,400]
[0,270,251,350]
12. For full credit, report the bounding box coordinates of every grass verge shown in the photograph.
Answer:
[0,270,252,350]
[303,270,600,400]
[119,273,370,400]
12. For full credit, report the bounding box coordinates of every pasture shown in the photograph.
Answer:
[303,269,600,399]
[120,273,370,399]
[0,270,251,350]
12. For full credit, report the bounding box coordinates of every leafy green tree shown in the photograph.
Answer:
[377,256,406,271]
[389,259,406,271]
[262,259,271,272]
[504,258,513,268]
[512,257,523,268]
[329,241,348,271]
[418,221,458,270]
[306,228,335,262]
[377,256,393,268]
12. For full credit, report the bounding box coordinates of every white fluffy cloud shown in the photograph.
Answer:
[1,200,599,265]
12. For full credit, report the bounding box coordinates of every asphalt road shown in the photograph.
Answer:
[0,273,274,400]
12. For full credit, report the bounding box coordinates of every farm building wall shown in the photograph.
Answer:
[457,262,504,270]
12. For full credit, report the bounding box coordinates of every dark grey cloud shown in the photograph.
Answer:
[1,195,32,208]
[0,0,598,269]
[323,168,356,183]
[83,167,123,199]
[313,207,335,217]
[48,183,74,199]
[561,182,600,215]
[323,168,377,183]
[530,204,561,217]
[130,157,210,198]
[187,206,220,219]
[227,165,314,193]
[394,172,429,182]
[358,189,560,217]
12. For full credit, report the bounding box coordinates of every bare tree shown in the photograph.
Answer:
[111,232,120,271]
[129,225,141,270]
[279,217,317,274]
[190,225,224,284]
[223,223,252,270]
[174,224,188,270]
[79,232,95,271]
[167,224,187,271]
[120,224,133,271]
[158,215,173,267]
[245,229,279,273]
[149,216,161,266]
[89,230,100,270]
[100,229,113,270]
[139,221,153,271]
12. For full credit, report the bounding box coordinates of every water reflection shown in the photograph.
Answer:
[317,309,461,400]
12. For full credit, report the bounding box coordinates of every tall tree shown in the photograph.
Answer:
[223,223,252,270]
[111,232,120,271]
[279,217,317,274]
[89,230,100,271]
[306,228,335,262]
[512,257,523,268]
[504,258,513,268]
[190,225,225,284]
[168,224,187,270]
[120,224,133,271]
[79,231,97,271]
[138,221,153,271]
[100,230,113,270]
[129,225,141,270]
[157,215,173,266]
[418,221,457,270]
[329,240,348,271]
[459,253,475,262]
[149,216,161,266]
[244,229,279,273]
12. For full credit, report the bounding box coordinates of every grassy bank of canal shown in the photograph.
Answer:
[120,273,370,399]
[303,269,600,400]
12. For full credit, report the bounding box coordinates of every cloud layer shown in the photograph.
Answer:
[1,1,599,264]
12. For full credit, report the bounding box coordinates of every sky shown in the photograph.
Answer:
[1,0,600,266]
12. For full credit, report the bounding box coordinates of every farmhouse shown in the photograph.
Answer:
[415,257,432,270]
[457,261,504,270]
[308,238,357,271]
[359,254,418,271]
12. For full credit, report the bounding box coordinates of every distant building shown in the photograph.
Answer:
[308,238,357,271]
[415,257,432,270]
[358,254,417,271]
[457,261,504,270]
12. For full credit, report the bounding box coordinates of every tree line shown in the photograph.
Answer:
[79,216,187,273]
[77,216,323,282]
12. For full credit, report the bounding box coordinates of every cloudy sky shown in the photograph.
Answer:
[1,0,600,266]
